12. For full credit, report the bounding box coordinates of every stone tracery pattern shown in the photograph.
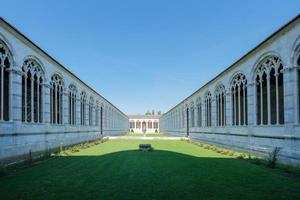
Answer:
[50,74,64,124]
[255,56,284,125]
[89,96,94,126]
[231,73,247,126]
[22,59,44,123]
[215,84,226,127]
[196,97,202,127]
[80,91,87,125]
[0,40,11,121]
[204,92,212,127]
[69,84,77,125]
[190,101,195,127]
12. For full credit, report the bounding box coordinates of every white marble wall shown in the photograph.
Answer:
[0,18,129,164]
[160,16,300,165]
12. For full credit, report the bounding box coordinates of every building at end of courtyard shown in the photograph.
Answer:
[129,115,160,133]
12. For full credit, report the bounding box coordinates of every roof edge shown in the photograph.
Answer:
[162,13,300,118]
[0,16,128,118]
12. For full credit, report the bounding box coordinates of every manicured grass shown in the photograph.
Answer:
[1,140,300,200]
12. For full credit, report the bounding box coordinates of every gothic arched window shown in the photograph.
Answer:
[69,85,77,125]
[231,73,247,126]
[182,107,185,128]
[50,74,64,124]
[95,101,100,126]
[196,97,202,127]
[190,101,195,127]
[296,46,300,122]
[80,92,87,125]
[205,92,212,127]
[255,56,284,125]
[215,84,226,127]
[21,59,44,123]
[89,96,94,126]
[0,40,11,121]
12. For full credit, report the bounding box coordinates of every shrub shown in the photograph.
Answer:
[267,147,281,168]
[71,147,80,153]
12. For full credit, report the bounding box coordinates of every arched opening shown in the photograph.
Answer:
[95,102,100,126]
[136,120,141,129]
[231,73,247,126]
[69,85,77,125]
[196,98,202,127]
[215,85,226,126]
[148,120,152,129]
[89,97,94,126]
[142,121,147,132]
[130,120,135,129]
[80,92,87,125]
[205,92,212,127]
[50,74,63,124]
[190,102,195,127]
[296,47,300,123]
[255,56,284,125]
[182,107,185,128]
[0,40,11,121]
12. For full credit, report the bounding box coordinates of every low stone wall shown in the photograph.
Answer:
[162,131,300,166]
[0,129,126,165]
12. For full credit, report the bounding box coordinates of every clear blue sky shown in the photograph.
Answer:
[2,0,300,114]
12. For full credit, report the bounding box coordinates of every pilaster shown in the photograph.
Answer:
[283,65,297,125]
[9,65,22,123]
[226,91,232,126]
[43,81,51,124]
[211,97,216,127]
[247,82,255,126]
[63,90,68,125]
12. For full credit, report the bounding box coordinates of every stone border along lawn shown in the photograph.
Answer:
[0,138,300,200]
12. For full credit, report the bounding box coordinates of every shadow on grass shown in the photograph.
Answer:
[0,149,300,200]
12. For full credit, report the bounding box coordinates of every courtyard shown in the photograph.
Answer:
[1,139,300,200]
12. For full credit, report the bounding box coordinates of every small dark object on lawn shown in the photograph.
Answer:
[139,144,152,152]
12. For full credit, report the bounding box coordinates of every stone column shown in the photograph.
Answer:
[9,64,23,124]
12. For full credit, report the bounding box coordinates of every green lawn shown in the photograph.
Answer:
[1,140,300,200]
